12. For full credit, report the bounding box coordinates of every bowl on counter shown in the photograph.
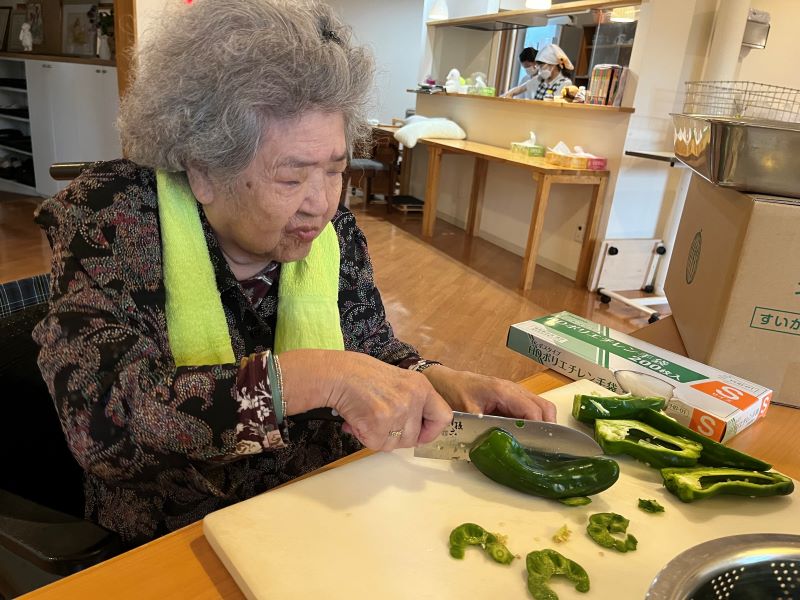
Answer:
[646,533,800,599]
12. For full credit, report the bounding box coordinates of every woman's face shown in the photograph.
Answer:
[191,111,347,277]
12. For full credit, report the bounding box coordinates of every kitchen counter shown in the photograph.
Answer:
[21,370,799,599]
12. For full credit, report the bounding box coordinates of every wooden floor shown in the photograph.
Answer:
[0,194,668,383]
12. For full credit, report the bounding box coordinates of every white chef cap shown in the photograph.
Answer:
[537,44,574,71]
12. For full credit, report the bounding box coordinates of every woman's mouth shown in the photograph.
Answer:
[286,226,320,242]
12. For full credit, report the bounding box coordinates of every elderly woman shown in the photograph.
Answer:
[33,0,555,547]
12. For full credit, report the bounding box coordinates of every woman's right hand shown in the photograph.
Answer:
[278,350,453,452]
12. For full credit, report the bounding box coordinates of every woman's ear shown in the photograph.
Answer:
[186,166,216,206]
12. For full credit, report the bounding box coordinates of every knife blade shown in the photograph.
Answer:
[414,411,602,461]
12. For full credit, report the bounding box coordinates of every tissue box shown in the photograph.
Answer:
[545,150,606,170]
[507,311,772,442]
[511,143,545,157]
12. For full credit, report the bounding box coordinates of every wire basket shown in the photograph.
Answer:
[682,80,800,123]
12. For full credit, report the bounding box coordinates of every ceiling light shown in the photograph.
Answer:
[526,0,552,9]
[610,7,638,22]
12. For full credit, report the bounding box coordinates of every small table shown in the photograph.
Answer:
[375,127,609,290]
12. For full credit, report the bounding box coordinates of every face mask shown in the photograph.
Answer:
[524,65,538,77]
[539,67,553,80]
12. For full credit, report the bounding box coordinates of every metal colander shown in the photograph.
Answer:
[646,534,800,600]
[692,559,800,599]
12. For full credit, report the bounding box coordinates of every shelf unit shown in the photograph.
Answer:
[574,21,638,88]
[0,58,35,190]
[0,57,121,197]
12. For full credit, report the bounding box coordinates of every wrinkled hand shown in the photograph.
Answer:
[422,365,556,422]
[280,350,453,452]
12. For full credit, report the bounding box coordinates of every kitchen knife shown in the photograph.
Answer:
[414,411,603,461]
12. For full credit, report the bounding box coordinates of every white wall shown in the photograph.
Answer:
[738,0,800,89]
[134,0,165,41]
[329,0,426,123]
[132,0,426,124]
[605,0,714,239]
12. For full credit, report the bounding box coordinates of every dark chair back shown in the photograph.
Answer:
[0,276,121,598]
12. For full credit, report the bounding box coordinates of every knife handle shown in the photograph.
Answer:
[291,408,345,423]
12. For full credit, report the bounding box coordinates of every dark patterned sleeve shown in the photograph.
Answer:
[333,208,422,366]
[32,164,285,488]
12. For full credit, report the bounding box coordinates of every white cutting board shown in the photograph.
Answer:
[204,380,800,600]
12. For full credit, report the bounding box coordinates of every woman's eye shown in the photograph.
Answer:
[279,181,300,187]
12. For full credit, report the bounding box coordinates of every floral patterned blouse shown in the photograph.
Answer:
[33,160,422,546]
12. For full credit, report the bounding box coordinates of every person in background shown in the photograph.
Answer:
[502,47,539,99]
[32,0,556,547]
[531,43,574,100]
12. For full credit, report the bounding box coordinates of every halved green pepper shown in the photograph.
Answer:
[661,467,795,503]
[469,428,620,499]
[637,409,771,471]
[572,395,666,423]
[594,419,703,469]
[526,549,590,599]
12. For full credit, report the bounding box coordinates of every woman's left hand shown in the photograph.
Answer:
[422,365,557,423]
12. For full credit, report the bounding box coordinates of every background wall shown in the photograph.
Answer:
[738,0,799,89]
[328,0,426,123]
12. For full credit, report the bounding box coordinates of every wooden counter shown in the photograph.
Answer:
[21,371,800,600]
[406,90,635,113]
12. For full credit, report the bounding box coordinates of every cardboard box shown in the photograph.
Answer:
[507,311,772,442]
[665,175,800,407]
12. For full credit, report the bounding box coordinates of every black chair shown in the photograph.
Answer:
[0,276,121,598]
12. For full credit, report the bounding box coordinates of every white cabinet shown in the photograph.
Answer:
[48,63,121,164]
[26,61,59,196]
[8,59,122,197]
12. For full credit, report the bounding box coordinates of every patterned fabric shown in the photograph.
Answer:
[532,73,572,100]
[32,159,422,546]
[0,273,50,317]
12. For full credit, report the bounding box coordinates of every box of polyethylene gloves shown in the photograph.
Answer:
[507,311,772,442]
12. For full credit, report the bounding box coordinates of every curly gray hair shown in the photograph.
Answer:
[118,0,374,185]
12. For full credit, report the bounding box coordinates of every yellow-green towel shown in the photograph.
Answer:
[275,222,344,353]
[156,170,343,367]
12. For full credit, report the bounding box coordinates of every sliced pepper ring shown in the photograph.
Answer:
[448,522,514,564]
[526,549,590,599]
[586,512,638,552]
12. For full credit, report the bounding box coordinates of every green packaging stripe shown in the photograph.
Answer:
[534,314,706,384]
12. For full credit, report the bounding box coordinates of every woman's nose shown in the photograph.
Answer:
[301,171,331,216]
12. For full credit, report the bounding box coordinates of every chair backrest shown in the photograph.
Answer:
[0,277,85,517]
[0,273,50,318]
[371,135,400,169]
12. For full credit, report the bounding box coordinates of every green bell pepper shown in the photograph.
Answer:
[637,409,771,471]
[572,395,666,423]
[469,428,620,499]
[594,419,703,468]
[526,549,590,600]
[448,522,515,564]
[661,467,795,503]
[586,512,638,552]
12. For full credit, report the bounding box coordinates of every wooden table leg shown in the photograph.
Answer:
[422,146,443,237]
[465,157,488,237]
[520,174,552,290]
[575,176,607,288]
[399,146,412,196]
